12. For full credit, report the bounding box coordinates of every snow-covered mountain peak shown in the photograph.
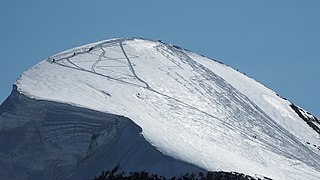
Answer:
[1,38,319,179]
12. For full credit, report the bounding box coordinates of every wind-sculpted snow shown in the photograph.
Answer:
[0,87,203,179]
[1,38,320,179]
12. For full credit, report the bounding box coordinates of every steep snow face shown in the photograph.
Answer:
[0,88,203,179]
[2,38,320,179]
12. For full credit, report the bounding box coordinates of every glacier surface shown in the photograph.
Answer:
[0,38,319,179]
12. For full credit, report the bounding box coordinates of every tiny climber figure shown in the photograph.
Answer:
[88,47,93,52]
[51,58,56,63]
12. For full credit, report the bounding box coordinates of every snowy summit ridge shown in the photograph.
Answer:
[0,38,319,179]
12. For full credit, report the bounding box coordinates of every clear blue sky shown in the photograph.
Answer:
[0,1,319,117]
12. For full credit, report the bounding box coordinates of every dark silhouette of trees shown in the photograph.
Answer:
[93,164,269,180]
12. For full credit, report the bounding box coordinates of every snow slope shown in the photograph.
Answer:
[0,38,319,179]
[0,87,203,179]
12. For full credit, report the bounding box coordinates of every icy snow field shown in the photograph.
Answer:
[1,38,319,179]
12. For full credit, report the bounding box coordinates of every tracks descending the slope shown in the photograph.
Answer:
[121,42,230,126]
[91,46,106,73]
[119,41,150,89]
[49,39,227,125]
[50,38,144,88]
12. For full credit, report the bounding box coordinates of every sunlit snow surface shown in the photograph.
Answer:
[2,38,320,179]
